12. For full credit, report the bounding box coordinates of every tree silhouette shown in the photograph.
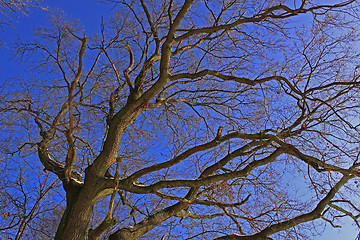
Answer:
[2,0,360,239]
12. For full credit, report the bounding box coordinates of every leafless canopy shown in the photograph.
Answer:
[0,0,44,27]
[2,0,360,239]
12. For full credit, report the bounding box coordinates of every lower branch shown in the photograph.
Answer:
[214,174,353,240]
[108,202,188,240]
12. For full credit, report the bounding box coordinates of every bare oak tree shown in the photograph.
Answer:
[2,0,360,239]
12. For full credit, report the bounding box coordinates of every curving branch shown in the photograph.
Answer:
[174,1,356,43]
[214,174,354,240]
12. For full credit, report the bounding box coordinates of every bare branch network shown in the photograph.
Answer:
[1,0,360,239]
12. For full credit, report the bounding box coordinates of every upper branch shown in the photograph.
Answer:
[174,1,356,43]
[140,0,160,53]
[63,33,87,184]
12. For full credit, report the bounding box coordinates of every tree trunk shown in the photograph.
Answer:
[54,179,100,239]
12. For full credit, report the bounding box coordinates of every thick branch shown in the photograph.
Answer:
[119,148,283,194]
[89,0,195,178]
[175,1,356,43]
[64,34,87,183]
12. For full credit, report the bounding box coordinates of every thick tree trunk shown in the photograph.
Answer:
[54,172,108,240]
[54,183,96,239]
[53,107,144,239]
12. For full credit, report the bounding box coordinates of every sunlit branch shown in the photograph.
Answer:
[278,140,360,176]
[214,174,354,239]
[175,1,356,43]
[153,191,250,207]
[140,0,160,52]
[64,34,87,184]
[174,209,225,219]
[122,148,282,193]
[126,130,273,181]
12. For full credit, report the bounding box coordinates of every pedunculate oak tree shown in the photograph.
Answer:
[2,0,360,239]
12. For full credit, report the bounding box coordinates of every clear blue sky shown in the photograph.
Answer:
[319,218,358,240]
[1,1,359,239]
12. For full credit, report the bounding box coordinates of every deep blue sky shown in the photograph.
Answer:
[0,0,115,80]
[0,1,359,239]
